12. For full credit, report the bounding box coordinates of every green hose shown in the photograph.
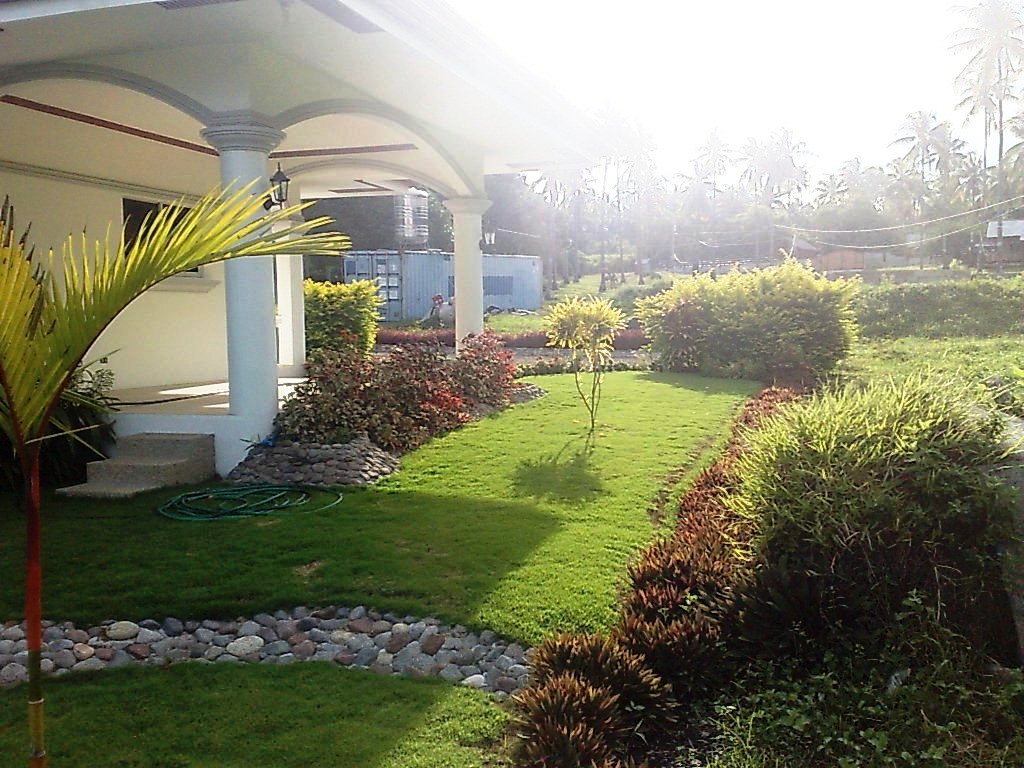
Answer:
[158,484,343,521]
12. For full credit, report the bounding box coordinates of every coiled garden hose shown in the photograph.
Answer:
[158,484,343,521]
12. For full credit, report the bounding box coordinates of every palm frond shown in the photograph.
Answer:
[0,185,349,453]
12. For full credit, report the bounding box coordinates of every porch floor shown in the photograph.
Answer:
[111,378,304,416]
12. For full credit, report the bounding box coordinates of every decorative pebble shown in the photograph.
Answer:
[106,621,140,641]
[226,437,400,487]
[0,606,531,696]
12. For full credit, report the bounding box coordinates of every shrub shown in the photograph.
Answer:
[376,327,648,351]
[450,330,516,405]
[714,597,1024,768]
[376,328,455,347]
[514,673,626,768]
[274,344,373,446]
[545,296,627,434]
[529,633,677,742]
[726,374,1018,664]
[855,277,1024,338]
[611,276,673,316]
[276,342,469,453]
[1,362,116,490]
[304,279,381,355]
[368,344,468,451]
[636,259,858,383]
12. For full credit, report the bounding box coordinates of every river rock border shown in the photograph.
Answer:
[0,605,531,698]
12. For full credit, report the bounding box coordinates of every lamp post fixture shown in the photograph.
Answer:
[264,163,291,210]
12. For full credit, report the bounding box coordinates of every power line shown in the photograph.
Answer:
[697,239,760,248]
[777,193,1024,234]
[494,226,542,240]
[802,218,988,251]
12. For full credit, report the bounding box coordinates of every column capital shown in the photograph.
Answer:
[201,112,285,154]
[443,196,491,217]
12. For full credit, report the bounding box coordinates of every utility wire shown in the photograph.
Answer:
[697,239,761,248]
[778,193,1024,234]
[495,227,543,240]
[802,218,989,251]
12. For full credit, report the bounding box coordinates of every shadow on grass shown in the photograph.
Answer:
[635,370,760,396]
[0,664,507,767]
[0,486,560,629]
[511,439,603,503]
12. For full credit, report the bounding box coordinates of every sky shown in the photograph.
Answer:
[444,0,981,183]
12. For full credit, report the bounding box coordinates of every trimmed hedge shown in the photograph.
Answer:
[375,327,648,350]
[304,279,381,355]
[855,277,1024,338]
[636,259,857,383]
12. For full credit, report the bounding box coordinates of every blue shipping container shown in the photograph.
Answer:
[310,250,543,322]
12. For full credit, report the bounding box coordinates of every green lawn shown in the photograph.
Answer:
[0,372,754,643]
[0,665,511,767]
[0,371,753,767]
[485,274,607,333]
[838,335,1024,409]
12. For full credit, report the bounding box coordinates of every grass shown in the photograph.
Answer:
[838,335,1024,414]
[0,665,511,767]
[0,371,753,767]
[485,273,611,333]
[0,371,754,644]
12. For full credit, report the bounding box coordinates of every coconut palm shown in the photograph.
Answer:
[0,187,348,766]
[695,129,733,200]
[894,110,941,183]
[814,173,849,207]
[953,0,1024,174]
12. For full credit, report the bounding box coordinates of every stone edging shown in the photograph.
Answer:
[0,605,531,698]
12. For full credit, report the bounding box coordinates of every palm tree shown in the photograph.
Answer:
[953,0,1024,173]
[893,110,940,183]
[0,187,348,766]
[695,129,733,201]
[814,173,849,207]
[953,0,1024,267]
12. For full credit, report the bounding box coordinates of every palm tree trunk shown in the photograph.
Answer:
[22,448,46,767]
[997,57,1006,274]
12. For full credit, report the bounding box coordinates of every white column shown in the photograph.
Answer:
[444,196,491,347]
[200,116,284,431]
[274,183,307,376]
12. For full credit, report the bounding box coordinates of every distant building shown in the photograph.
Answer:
[984,220,1024,265]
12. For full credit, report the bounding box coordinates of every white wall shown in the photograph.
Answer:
[0,167,228,389]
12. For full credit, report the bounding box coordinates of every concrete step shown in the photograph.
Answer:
[56,480,165,500]
[114,432,214,461]
[57,432,216,500]
[86,455,214,487]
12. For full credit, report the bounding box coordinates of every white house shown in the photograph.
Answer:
[0,0,603,473]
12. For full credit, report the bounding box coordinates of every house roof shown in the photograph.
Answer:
[985,220,1024,239]
[0,0,607,198]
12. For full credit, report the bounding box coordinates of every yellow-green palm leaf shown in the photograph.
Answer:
[0,185,349,452]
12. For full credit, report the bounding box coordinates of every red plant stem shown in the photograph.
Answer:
[22,451,46,767]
